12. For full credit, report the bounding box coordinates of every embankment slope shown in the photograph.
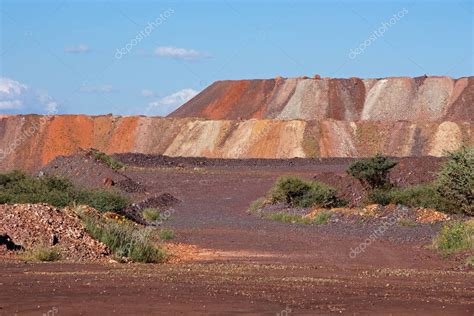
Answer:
[0,115,472,171]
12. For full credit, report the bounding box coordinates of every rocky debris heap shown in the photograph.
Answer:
[0,203,109,261]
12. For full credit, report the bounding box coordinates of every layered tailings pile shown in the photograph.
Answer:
[1,76,473,171]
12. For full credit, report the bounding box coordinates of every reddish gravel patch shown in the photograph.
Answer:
[115,153,444,205]
[0,204,109,261]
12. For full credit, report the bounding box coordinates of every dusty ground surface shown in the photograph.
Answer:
[1,156,473,315]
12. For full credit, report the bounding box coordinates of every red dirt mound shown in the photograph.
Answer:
[169,77,474,121]
[0,204,108,261]
[41,150,145,194]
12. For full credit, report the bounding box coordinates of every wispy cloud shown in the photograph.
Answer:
[80,84,115,93]
[153,46,210,61]
[0,100,23,110]
[147,88,198,115]
[141,89,155,97]
[0,77,59,114]
[64,44,90,54]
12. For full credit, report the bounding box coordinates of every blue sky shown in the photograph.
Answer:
[0,0,472,116]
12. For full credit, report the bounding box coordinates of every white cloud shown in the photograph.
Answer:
[141,89,155,97]
[80,84,115,93]
[0,100,23,110]
[37,92,58,113]
[147,88,198,115]
[153,46,210,61]
[0,77,28,95]
[64,44,90,54]
[0,77,59,114]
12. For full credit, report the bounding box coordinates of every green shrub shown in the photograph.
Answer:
[88,149,124,170]
[80,213,165,263]
[436,147,474,215]
[0,172,128,213]
[142,208,161,221]
[159,229,175,240]
[269,176,312,205]
[73,189,128,213]
[347,154,397,189]
[313,210,332,225]
[23,245,61,262]
[367,189,392,205]
[268,176,344,208]
[433,220,474,255]
[369,184,448,209]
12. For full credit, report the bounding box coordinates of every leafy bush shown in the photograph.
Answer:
[80,213,165,263]
[142,208,161,221]
[433,220,473,255]
[0,171,128,213]
[268,176,345,208]
[367,189,392,205]
[368,184,450,210]
[74,189,128,213]
[23,245,61,262]
[88,149,124,170]
[347,154,397,189]
[436,147,473,215]
[269,176,311,205]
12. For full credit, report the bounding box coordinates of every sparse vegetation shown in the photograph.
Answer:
[347,154,397,190]
[466,256,474,266]
[142,208,161,221]
[159,229,175,240]
[0,171,128,213]
[248,198,265,212]
[362,147,474,216]
[433,220,473,256]
[79,212,165,263]
[267,211,332,225]
[398,218,418,227]
[436,146,473,215]
[313,210,333,225]
[368,184,449,211]
[268,176,345,208]
[88,149,125,170]
[267,213,313,225]
[23,245,61,262]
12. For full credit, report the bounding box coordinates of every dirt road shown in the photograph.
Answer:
[1,157,473,315]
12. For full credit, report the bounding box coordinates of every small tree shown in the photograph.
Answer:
[436,146,473,215]
[347,154,397,190]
